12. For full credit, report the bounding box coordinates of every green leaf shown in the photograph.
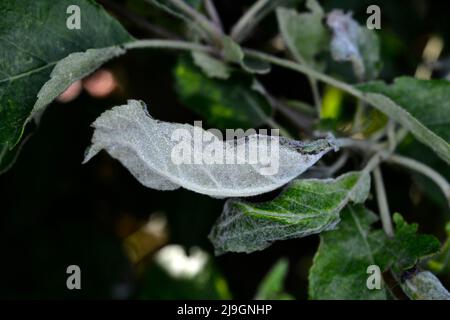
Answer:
[255,259,293,300]
[191,52,231,79]
[308,210,441,300]
[276,0,329,68]
[309,205,390,300]
[222,36,271,75]
[209,171,371,255]
[358,77,450,164]
[174,57,272,129]
[326,10,380,80]
[428,222,450,274]
[387,213,441,273]
[401,271,450,300]
[0,0,132,172]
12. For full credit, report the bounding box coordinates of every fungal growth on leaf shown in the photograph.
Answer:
[83,100,336,198]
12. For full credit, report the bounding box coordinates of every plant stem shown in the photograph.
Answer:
[387,154,450,204]
[336,138,386,153]
[99,0,181,39]
[352,98,365,134]
[338,137,450,206]
[230,0,271,43]
[203,0,223,31]
[123,39,213,53]
[387,120,396,152]
[169,0,220,35]
[265,118,293,138]
[123,39,364,101]
[146,0,223,44]
[395,127,409,144]
[373,166,394,237]
[309,77,322,115]
[244,48,364,99]
[281,99,316,116]
[327,151,349,176]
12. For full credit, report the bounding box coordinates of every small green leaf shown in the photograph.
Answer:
[358,77,450,164]
[222,36,271,74]
[308,210,441,300]
[209,171,371,255]
[276,0,329,68]
[388,213,440,273]
[191,52,231,79]
[402,271,450,300]
[255,259,293,300]
[326,10,380,80]
[222,36,244,63]
[174,57,272,129]
[309,205,389,300]
[0,0,133,172]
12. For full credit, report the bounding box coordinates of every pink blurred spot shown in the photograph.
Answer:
[56,80,83,103]
[83,69,117,98]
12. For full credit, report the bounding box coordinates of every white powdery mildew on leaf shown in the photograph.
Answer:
[30,46,126,122]
[403,271,450,300]
[327,10,362,69]
[83,100,336,198]
[326,10,380,80]
[209,171,371,255]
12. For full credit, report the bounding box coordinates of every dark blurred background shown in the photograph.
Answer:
[0,0,449,299]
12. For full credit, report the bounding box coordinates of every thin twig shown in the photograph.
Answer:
[123,39,214,53]
[309,78,322,115]
[244,48,364,99]
[373,166,394,237]
[352,98,365,134]
[203,0,223,32]
[337,137,450,205]
[387,120,396,152]
[168,0,223,42]
[387,154,450,204]
[265,118,293,138]
[261,86,314,133]
[98,0,181,39]
[121,39,369,104]
[327,151,349,176]
[230,0,271,43]
[336,138,386,153]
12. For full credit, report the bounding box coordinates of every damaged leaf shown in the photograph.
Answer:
[84,100,336,198]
